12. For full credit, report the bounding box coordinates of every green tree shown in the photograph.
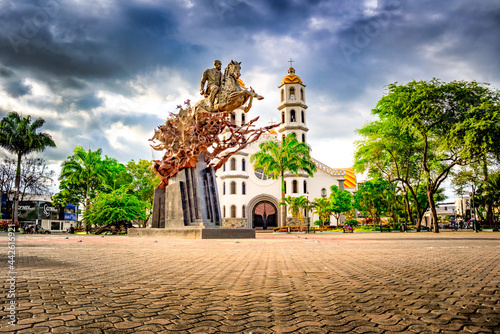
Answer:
[312,197,333,228]
[250,134,316,227]
[329,185,352,226]
[371,79,500,232]
[84,188,150,227]
[353,179,391,227]
[53,146,121,232]
[126,159,161,204]
[0,112,56,224]
[282,195,308,228]
[354,117,428,230]
[125,159,161,227]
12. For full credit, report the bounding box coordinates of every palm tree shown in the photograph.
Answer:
[55,146,118,232]
[313,197,333,229]
[0,112,56,224]
[250,133,316,227]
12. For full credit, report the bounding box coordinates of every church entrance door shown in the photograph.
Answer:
[252,201,277,230]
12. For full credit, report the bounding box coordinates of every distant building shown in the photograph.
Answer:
[215,66,357,229]
[1,192,78,232]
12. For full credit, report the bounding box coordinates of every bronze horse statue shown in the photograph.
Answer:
[195,60,263,113]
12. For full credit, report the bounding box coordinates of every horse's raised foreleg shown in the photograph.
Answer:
[243,95,253,113]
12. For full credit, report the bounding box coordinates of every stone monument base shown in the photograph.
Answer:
[128,227,255,239]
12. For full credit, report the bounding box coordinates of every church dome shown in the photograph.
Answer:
[280,67,303,85]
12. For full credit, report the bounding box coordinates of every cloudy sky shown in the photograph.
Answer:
[1,0,499,193]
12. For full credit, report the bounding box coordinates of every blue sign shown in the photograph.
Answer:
[64,212,76,221]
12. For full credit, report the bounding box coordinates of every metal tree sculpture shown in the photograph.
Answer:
[150,100,277,188]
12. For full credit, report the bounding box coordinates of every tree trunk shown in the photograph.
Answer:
[427,186,439,233]
[85,197,91,234]
[280,174,286,227]
[12,154,22,224]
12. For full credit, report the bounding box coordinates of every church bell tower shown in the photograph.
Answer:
[278,60,308,144]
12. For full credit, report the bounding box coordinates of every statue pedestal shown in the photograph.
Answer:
[128,227,255,239]
[151,155,221,229]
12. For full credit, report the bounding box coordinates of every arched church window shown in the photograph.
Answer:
[230,181,236,194]
[302,134,305,143]
[223,182,226,195]
[303,180,307,193]
[321,188,327,197]
[301,110,305,123]
[241,113,245,125]
[242,182,246,195]
[231,205,236,218]
[290,110,296,122]
[281,89,284,102]
[242,205,246,218]
[289,87,295,100]
[292,180,298,193]
[300,88,304,101]
[281,111,285,124]
[230,158,236,171]
[242,158,246,171]
[231,113,236,123]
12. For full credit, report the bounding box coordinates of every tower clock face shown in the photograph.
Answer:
[254,168,274,181]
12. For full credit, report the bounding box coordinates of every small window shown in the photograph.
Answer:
[241,113,246,125]
[302,133,305,143]
[303,180,307,193]
[284,181,287,194]
[282,134,285,141]
[301,110,305,123]
[281,89,284,101]
[231,113,236,123]
[230,181,236,194]
[223,182,226,195]
[281,111,285,123]
[321,188,326,197]
[242,158,246,171]
[300,88,304,101]
[231,205,236,218]
[223,163,226,172]
[290,110,296,122]
[230,158,236,171]
[242,205,246,218]
[242,182,246,195]
[223,205,226,218]
[292,180,298,193]
[289,87,295,100]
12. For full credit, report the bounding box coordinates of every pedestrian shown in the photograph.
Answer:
[35,224,39,234]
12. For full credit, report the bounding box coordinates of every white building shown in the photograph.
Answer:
[216,66,356,229]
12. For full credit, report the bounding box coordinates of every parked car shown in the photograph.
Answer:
[38,226,51,234]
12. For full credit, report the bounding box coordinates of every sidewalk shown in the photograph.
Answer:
[1,232,499,333]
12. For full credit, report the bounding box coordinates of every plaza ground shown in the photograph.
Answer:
[1,232,499,333]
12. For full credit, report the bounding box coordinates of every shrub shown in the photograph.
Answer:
[344,219,359,227]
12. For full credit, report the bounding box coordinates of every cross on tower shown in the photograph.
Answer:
[288,58,294,67]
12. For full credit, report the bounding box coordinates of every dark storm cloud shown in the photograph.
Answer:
[0,67,14,77]
[4,80,32,97]
[0,0,499,174]
[75,93,104,111]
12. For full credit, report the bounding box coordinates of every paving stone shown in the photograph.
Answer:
[1,232,499,333]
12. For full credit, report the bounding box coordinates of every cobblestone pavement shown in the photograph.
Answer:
[1,232,499,333]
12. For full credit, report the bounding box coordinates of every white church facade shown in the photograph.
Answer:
[216,66,357,229]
